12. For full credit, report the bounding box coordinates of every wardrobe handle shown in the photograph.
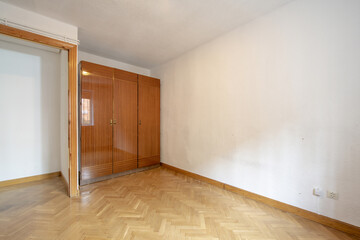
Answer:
[139,120,141,125]
[110,119,113,125]
[113,119,117,124]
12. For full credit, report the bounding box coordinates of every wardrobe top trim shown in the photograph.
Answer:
[80,61,159,85]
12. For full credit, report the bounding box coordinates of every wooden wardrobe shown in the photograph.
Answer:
[79,61,160,184]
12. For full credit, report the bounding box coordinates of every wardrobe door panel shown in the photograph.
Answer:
[80,62,113,181]
[138,75,160,167]
[113,70,138,173]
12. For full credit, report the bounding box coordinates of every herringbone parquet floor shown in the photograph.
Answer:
[0,167,358,240]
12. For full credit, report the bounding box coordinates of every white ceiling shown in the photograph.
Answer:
[1,0,293,68]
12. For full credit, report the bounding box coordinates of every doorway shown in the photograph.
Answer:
[0,25,78,197]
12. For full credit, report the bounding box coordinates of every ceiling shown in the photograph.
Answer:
[1,0,293,68]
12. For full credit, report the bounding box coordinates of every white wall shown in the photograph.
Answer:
[60,50,69,184]
[0,38,62,181]
[79,51,150,76]
[151,0,360,226]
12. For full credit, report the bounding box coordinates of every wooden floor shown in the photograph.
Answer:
[0,167,358,240]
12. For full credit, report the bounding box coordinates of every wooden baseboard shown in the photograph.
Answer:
[60,171,69,196]
[0,171,61,188]
[161,163,360,237]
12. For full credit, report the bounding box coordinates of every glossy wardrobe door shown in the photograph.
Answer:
[113,69,138,173]
[80,62,113,181]
[138,75,160,167]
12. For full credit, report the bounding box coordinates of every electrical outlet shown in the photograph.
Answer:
[313,187,322,196]
[326,191,339,200]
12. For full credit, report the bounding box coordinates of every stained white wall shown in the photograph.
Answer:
[60,50,69,184]
[151,0,360,226]
[0,38,61,181]
[79,51,150,76]
[0,1,77,40]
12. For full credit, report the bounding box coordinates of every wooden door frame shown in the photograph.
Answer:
[0,24,79,197]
